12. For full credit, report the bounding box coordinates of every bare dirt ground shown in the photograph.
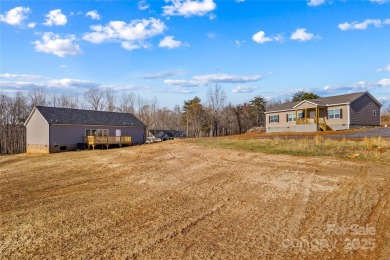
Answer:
[0,141,389,259]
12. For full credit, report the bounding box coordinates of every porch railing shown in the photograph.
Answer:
[84,136,131,147]
[296,118,318,125]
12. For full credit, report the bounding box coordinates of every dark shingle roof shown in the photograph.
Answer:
[150,130,187,138]
[34,106,146,127]
[267,92,374,112]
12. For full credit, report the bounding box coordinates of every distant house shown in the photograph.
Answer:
[149,130,187,141]
[265,92,382,133]
[25,106,146,153]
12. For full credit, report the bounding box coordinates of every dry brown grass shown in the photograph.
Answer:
[196,136,390,165]
[0,141,389,258]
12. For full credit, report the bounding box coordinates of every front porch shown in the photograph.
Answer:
[294,106,332,131]
[84,136,132,150]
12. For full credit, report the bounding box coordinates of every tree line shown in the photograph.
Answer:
[1,87,388,155]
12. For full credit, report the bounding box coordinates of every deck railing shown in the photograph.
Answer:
[296,118,318,125]
[84,136,131,149]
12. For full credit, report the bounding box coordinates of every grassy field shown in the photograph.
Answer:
[1,139,389,258]
[195,136,390,166]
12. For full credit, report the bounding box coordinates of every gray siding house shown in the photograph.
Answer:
[25,106,146,153]
[265,92,382,133]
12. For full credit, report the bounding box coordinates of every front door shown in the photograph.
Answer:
[116,129,121,141]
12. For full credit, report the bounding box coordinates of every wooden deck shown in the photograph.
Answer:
[84,136,131,149]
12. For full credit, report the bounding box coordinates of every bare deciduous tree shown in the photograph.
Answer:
[28,88,48,109]
[119,92,136,113]
[207,85,226,136]
[84,87,106,111]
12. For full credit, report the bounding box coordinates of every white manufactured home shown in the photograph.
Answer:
[265,92,382,133]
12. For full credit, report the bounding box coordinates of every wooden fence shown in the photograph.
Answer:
[0,125,26,155]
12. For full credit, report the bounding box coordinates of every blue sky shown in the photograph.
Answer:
[1,0,389,108]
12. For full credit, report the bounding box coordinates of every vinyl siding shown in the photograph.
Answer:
[325,105,349,130]
[350,94,381,126]
[49,125,146,146]
[26,109,49,145]
[294,102,317,109]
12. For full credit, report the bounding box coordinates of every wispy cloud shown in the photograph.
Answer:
[86,10,101,20]
[232,85,257,93]
[162,0,216,17]
[338,18,386,30]
[377,64,390,72]
[164,79,206,87]
[164,73,263,87]
[193,74,263,83]
[318,78,390,95]
[142,70,185,79]
[33,32,82,57]
[0,78,99,92]
[307,0,326,7]
[138,0,150,11]
[369,0,390,4]
[0,73,44,79]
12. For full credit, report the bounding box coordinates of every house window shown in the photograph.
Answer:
[373,110,377,117]
[297,112,303,118]
[328,109,341,119]
[287,113,296,122]
[85,129,108,136]
[269,115,279,123]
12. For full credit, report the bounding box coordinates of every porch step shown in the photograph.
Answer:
[319,122,332,131]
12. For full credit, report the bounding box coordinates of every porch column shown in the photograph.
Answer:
[305,108,307,123]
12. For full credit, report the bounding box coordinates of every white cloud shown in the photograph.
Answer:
[320,79,390,94]
[307,0,326,7]
[235,0,245,3]
[142,70,184,79]
[0,73,44,79]
[0,78,99,92]
[290,28,317,41]
[47,78,99,89]
[209,13,216,20]
[86,10,101,20]
[43,9,67,26]
[33,32,82,57]
[163,0,217,17]
[252,31,272,44]
[252,31,284,44]
[159,36,183,49]
[138,0,151,10]
[27,22,36,28]
[338,19,385,30]
[166,73,263,87]
[0,6,30,26]
[377,64,390,72]
[164,79,205,87]
[232,85,257,93]
[83,18,166,51]
[194,73,263,83]
[377,78,390,87]
[369,0,390,4]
